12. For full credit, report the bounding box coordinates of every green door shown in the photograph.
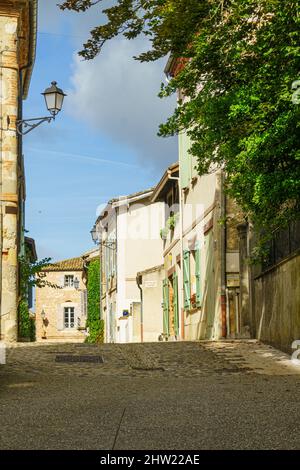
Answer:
[183,250,191,310]
[195,248,202,307]
[162,279,169,336]
[172,272,179,337]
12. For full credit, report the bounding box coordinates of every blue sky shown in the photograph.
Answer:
[23,1,177,261]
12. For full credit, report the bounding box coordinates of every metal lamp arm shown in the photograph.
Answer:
[16,115,55,136]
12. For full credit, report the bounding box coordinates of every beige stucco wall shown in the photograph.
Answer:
[161,162,223,341]
[35,270,86,342]
[98,196,164,343]
[254,253,300,353]
[140,266,164,342]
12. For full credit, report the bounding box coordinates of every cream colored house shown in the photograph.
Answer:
[35,257,87,342]
[0,0,37,342]
[93,189,164,343]
[160,58,243,341]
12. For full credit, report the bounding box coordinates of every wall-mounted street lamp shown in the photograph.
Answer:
[90,226,116,250]
[16,81,66,136]
[90,226,100,245]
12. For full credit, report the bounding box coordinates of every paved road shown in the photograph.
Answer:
[0,340,300,450]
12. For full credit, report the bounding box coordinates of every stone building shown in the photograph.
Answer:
[35,257,87,342]
[0,0,37,341]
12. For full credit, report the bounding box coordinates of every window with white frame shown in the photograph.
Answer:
[64,307,75,328]
[64,275,74,288]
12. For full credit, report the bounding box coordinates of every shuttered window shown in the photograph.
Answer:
[183,250,191,310]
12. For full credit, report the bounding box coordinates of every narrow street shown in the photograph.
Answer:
[1,340,300,450]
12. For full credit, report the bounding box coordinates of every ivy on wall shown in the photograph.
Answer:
[86,258,104,343]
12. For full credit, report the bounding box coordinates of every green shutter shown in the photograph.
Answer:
[162,279,169,336]
[183,250,191,310]
[173,273,179,337]
[195,248,202,307]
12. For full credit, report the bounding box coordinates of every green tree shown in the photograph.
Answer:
[59,0,300,251]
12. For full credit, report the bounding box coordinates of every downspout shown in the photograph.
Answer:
[136,275,143,343]
[167,171,184,339]
[220,171,227,338]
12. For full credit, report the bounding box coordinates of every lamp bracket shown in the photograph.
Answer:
[101,241,116,250]
[16,115,55,136]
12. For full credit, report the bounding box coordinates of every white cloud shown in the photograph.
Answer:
[67,38,177,170]
[39,1,178,171]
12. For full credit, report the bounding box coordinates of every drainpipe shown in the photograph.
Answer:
[220,171,227,339]
[136,274,143,342]
[167,170,184,340]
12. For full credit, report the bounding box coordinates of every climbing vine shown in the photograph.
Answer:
[86,258,104,343]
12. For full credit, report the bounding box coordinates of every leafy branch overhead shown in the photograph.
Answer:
[19,256,62,300]
[59,0,300,237]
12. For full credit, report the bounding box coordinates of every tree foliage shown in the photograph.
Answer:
[19,255,60,300]
[18,254,60,341]
[59,0,300,239]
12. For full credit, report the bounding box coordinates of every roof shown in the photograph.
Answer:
[94,187,154,227]
[42,256,84,272]
[137,264,164,277]
[151,162,179,202]
[164,56,189,78]
[109,187,154,204]
[23,0,38,99]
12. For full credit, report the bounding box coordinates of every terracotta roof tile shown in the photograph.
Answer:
[42,257,84,272]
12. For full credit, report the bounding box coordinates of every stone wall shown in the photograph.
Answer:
[253,253,300,353]
[0,11,20,342]
[35,270,87,342]
[0,1,35,342]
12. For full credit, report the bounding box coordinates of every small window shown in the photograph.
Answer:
[64,307,75,329]
[64,275,74,288]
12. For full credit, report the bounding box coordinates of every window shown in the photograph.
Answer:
[64,275,74,288]
[64,307,75,329]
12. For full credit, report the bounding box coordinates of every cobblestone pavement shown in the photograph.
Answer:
[1,340,300,449]
[2,339,300,378]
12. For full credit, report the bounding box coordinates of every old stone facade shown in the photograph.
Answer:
[0,0,37,341]
[35,257,87,342]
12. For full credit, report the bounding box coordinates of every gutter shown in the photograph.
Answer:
[22,0,38,99]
